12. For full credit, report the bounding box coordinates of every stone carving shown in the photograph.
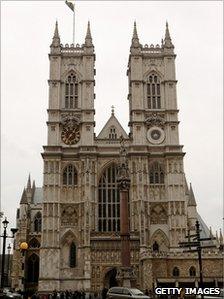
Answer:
[61,113,81,127]
[145,113,165,129]
[61,205,78,226]
[150,203,168,224]
[117,136,130,190]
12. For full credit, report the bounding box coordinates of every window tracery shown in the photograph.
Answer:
[109,127,117,140]
[63,165,78,186]
[34,212,42,233]
[98,164,120,232]
[65,73,78,109]
[149,162,165,184]
[147,73,161,109]
[27,254,39,283]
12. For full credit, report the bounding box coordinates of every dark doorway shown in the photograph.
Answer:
[104,268,118,288]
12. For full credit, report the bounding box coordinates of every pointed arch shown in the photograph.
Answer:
[62,164,78,186]
[33,212,42,233]
[149,161,165,185]
[60,230,78,268]
[27,253,39,283]
[98,163,120,232]
[144,70,162,109]
[151,229,169,251]
[143,68,164,80]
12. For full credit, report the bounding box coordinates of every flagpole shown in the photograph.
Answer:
[73,4,75,44]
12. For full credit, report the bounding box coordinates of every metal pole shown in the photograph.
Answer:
[196,220,204,299]
[1,226,7,289]
[73,7,75,44]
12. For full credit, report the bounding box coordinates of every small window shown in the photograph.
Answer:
[69,242,77,268]
[34,212,42,233]
[152,241,159,252]
[63,165,78,186]
[149,162,165,185]
[173,267,180,277]
[189,266,196,277]
[109,127,117,140]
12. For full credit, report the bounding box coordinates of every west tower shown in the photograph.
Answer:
[39,22,95,291]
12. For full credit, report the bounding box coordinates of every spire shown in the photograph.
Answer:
[54,20,59,38]
[111,105,115,116]
[184,177,189,195]
[131,21,140,48]
[85,21,93,47]
[188,183,197,206]
[219,229,223,245]
[27,173,31,190]
[51,20,61,48]
[209,226,213,238]
[164,21,174,49]
[20,188,28,204]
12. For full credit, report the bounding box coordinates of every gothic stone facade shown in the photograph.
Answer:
[11,21,223,293]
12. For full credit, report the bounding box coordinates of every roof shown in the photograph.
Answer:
[33,187,43,204]
[97,113,128,139]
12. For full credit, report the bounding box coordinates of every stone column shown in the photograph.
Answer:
[116,136,135,287]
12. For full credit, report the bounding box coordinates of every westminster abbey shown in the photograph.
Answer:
[11,19,223,293]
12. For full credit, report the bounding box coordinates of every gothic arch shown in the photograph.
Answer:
[97,160,118,184]
[151,229,169,251]
[60,230,78,268]
[27,253,39,283]
[61,68,82,82]
[62,164,78,186]
[143,68,163,81]
[33,212,42,233]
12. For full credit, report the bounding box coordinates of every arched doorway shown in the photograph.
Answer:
[104,268,118,288]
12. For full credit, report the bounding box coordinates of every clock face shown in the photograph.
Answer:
[151,129,161,141]
[61,126,80,145]
[147,126,165,144]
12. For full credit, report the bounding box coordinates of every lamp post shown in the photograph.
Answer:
[19,242,28,298]
[7,244,11,287]
[0,218,18,289]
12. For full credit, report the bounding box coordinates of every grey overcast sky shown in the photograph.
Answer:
[1,1,223,235]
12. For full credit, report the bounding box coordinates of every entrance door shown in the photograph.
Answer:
[104,268,118,288]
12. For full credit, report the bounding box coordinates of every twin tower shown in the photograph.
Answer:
[13,20,207,293]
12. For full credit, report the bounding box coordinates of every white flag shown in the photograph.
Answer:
[65,0,74,12]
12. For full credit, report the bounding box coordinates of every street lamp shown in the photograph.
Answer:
[0,218,18,289]
[19,242,28,298]
[7,244,12,287]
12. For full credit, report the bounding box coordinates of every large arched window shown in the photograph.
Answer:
[189,266,196,277]
[65,73,78,109]
[147,73,161,109]
[34,212,42,233]
[149,162,164,184]
[172,267,180,277]
[63,165,78,186]
[27,254,39,283]
[69,242,77,268]
[98,164,120,232]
